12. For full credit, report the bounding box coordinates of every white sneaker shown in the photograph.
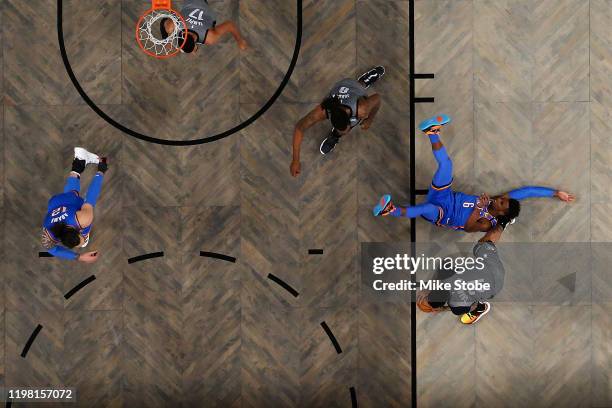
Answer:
[74,147,100,166]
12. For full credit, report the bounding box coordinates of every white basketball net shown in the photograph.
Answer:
[137,9,185,57]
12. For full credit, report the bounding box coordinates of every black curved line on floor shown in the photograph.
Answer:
[127,251,165,264]
[64,275,96,300]
[20,325,43,358]
[349,387,358,408]
[57,0,303,146]
[38,252,53,257]
[320,321,342,354]
[267,273,299,298]
[308,249,324,255]
[199,251,236,263]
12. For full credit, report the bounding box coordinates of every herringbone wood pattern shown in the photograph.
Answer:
[414,1,610,408]
[1,1,610,408]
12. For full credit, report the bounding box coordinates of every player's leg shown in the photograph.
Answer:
[64,171,81,194]
[357,66,385,89]
[64,161,84,193]
[373,194,440,220]
[78,159,108,249]
[84,159,109,207]
[419,114,453,189]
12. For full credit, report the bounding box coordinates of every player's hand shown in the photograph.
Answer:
[478,193,490,207]
[78,251,100,263]
[290,160,301,177]
[555,191,575,202]
[361,118,373,130]
[238,39,248,51]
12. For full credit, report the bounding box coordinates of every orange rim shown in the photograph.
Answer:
[135,6,188,59]
[152,0,172,10]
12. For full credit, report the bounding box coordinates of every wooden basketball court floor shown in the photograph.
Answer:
[1,0,610,406]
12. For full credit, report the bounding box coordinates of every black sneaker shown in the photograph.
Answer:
[97,157,109,174]
[320,133,340,155]
[358,66,385,88]
[474,302,488,313]
[71,158,86,175]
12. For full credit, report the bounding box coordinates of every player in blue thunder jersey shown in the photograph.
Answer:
[373,114,575,233]
[41,148,109,263]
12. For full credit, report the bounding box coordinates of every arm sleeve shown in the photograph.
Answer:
[507,186,555,200]
[47,245,79,261]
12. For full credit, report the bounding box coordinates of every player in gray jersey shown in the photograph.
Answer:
[416,227,506,325]
[290,66,385,177]
[160,0,247,54]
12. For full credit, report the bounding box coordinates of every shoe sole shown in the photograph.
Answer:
[419,114,451,132]
[74,147,100,165]
[359,66,385,88]
[373,194,392,216]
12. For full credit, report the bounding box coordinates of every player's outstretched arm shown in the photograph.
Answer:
[479,225,504,243]
[47,245,79,261]
[361,94,381,130]
[290,106,327,177]
[43,232,98,263]
[205,21,248,50]
[464,219,493,233]
[503,186,575,202]
[49,246,99,263]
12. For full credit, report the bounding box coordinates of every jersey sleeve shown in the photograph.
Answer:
[507,186,555,200]
[47,245,79,261]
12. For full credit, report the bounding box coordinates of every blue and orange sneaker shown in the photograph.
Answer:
[419,114,452,132]
[373,194,394,216]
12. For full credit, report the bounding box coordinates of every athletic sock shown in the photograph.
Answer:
[389,207,402,217]
[428,134,440,144]
[71,158,86,174]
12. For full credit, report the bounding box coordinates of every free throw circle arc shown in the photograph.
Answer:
[57,0,303,146]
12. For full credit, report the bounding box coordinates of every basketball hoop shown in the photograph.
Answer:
[136,0,188,59]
